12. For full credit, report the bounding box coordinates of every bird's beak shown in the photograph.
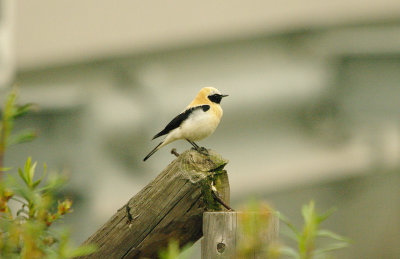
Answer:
[221,94,229,98]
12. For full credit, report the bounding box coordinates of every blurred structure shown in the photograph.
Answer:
[1,1,400,258]
[0,0,15,89]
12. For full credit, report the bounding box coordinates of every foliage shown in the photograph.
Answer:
[237,200,280,258]
[157,240,192,259]
[0,89,96,258]
[278,201,350,259]
[153,199,349,259]
[0,90,36,174]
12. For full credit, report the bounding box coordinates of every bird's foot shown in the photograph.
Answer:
[200,146,209,153]
[195,146,209,156]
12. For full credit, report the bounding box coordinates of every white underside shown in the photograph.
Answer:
[159,108,220,148]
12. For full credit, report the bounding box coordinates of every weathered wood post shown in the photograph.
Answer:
[78,149,230,258]
[202,211,279,258]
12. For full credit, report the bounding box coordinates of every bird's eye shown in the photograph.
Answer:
[208,94,222,104]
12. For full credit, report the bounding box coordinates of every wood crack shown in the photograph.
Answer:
[77,149,229,259]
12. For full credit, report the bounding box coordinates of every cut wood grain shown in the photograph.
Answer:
[202,211,279,259]
[78,149,229,259]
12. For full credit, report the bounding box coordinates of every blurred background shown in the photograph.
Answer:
[1,0,400,258]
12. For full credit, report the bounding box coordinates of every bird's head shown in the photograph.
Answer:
[198,87,228,104]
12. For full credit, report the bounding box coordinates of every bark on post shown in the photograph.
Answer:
[78,149,229,259]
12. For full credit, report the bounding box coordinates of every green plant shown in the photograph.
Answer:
[0,89,36,175]
[0,89,96,258]
[237,200,279,258]
[279,201,350,259]
[157,239,192,259]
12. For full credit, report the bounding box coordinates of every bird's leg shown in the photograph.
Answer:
[186,139,209,156]
[186,139,200,149]
[197,147,209,156]
[199,146,209,153]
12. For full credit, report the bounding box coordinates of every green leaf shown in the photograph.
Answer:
[4,90,17,119]
[24,157,32,180]
[301,200,315,224]
[277,201,349,259]
[314,242,350,255]
[22,157,37,187]
[29,161,37,185]
[1,91,18,149]
[0,167,12,172]
[159,240,192,259]
[32,167,47,189]
[12,103,34,119]
[277,211,300,237]
[9,129,37,146]
[159,240,180,259]
[279,246,299,258]
[8,174,33,202]
[18,168,29,185]
[67,244,98,257]
[317,207,337,223]
[281,229,299,242]
[39,173,67,193]
[317,229,351,243]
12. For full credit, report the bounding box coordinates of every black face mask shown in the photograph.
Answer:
[208,94,228,104]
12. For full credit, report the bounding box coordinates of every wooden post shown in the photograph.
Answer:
[202,211,279,259]
[78,149,229,259]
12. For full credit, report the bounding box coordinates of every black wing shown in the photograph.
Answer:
[152,105,210,139]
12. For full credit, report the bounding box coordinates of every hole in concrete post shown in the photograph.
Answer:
[217,242,226,253]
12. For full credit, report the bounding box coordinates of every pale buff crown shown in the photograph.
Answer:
[187,87,224,119]
[188,87,222,107]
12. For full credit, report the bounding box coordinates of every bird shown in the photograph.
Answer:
[143,87,228,161]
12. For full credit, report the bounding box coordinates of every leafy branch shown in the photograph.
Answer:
[0,89,36,177]
[0,88,96,258]
[278,201,350,259]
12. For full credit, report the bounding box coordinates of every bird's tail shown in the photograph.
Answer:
[143,142,163,161]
